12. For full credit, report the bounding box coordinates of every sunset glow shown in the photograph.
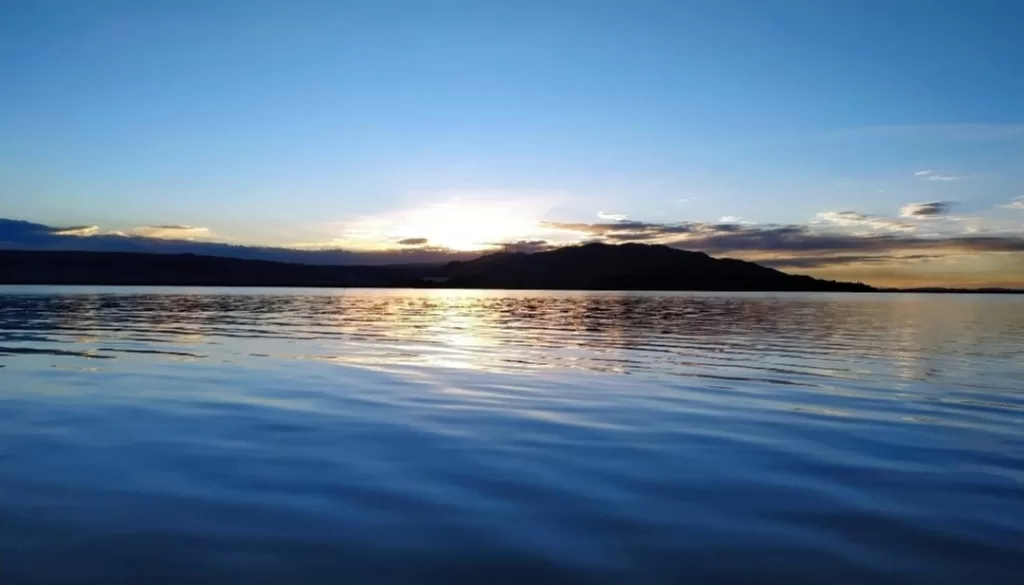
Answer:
[388,202,541,251]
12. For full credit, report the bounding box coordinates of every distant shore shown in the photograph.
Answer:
[1,283,1021,294]
[1,248,1020,294]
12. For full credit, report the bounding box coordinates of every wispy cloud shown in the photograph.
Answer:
[51,225,101,237]
[815,210,915,232]
[757,254,945,270]
[719,216,754,225]
[1006,197,1024,210]
[914,170,961,182]
[900,201,952,217]
[130,225,216,240]
[15,222,223,242]
[597,211,629,221]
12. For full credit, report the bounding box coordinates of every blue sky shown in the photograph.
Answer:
[2,0,1023,286]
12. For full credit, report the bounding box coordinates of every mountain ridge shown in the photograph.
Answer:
[437,243,874,292]
[0,243,875,292]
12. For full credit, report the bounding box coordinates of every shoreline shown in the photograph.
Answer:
[1,282,1021,294]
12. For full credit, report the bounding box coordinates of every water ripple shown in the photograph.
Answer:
[1,287,1023,584]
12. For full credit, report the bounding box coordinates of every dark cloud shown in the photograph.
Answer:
[540,220,669,234]
[540,221,696,241]
[758,254,946,269]
[539,218,1024,271]
[901,201,952,217]
[397,238,429,246]
[827,211,866,220]
[490,240,551,253]
[672,228,1024,255]
[706,222,746,233]
[543,220,761,242]
[606,231,665,241]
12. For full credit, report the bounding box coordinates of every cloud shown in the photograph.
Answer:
[130,225,215,240]
[817,211,868,222]
[900,201,952,217]
[597,211,629,221]
[492,240,551,253]
[688,226,1024,255]
[719,216,755,225]
[1006,197,1024,210]
[51,225,101,237]
[757,254,946,269]
[689,229,1024,256]
[541,220,695,238]
[18,222,221,241]
[815,210,915,232]
[914,170,961,182]
[397,237,429,246]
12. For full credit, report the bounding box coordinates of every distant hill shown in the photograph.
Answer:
[0,245,876,291]
[883,287,1024,294]
[439,243,875,292]
[0,250,422,287]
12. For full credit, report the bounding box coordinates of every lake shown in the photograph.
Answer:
[1,287,1022,584]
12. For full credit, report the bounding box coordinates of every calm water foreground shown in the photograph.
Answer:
[1,287,1022,584]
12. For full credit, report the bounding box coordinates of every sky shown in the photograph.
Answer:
[2,0,1023,287]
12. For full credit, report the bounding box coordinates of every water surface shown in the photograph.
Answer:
[1,288,1022,584]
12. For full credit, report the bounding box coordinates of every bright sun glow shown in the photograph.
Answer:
[391,203,540,251]
[332,197,561,252]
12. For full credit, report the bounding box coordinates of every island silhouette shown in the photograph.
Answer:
[0,243,880,292]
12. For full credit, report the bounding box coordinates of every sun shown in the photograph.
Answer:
[390,202,540,251]
[324,194,565,253]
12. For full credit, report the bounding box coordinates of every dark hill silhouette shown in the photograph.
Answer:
[440,243,874,292]
[0,250,420,287]
[0,244,874,291]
